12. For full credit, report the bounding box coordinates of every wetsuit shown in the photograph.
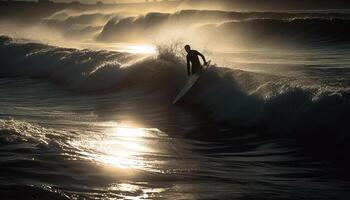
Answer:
[186,50,206,75]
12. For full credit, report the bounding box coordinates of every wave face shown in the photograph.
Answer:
[1,35,350,159]
[0,36,186,93]
[188,68,350,156]
[41,13,113,39]
[199,18,350,47]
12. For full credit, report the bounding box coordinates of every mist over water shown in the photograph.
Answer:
[1,1,350,199]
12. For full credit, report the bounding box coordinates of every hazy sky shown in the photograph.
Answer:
[4,0,349,10]
[3,0,344,4]
[49,0,172,3]
[13,0,161,3]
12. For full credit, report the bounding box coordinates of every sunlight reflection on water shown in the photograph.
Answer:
[62,121,200,199]
[107,183,167,200]
[68,122,167,172]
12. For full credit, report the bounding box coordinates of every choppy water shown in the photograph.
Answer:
[1,78,350,199]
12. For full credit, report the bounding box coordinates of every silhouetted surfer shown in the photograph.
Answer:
[185,45,207,76]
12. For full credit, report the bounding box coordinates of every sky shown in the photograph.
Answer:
[49,0,172,3]
[1,0,164,3]
[2,0,349,10]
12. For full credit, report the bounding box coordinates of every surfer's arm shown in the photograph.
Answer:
[196,51,207,65]
[186,55,191,76]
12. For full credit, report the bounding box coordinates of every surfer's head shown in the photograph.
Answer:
[184,45,191,53]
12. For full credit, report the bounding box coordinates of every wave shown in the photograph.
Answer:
[41,13,113,39]
[187,68,350,161]
[0,36,186,92]
[3,9,350,48]
[96,10,350,48]
[199,18,350,47]
[0,118,54,145]
[1,36,350,160]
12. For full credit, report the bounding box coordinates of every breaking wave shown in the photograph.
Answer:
[1,36,350,159]
[3,9,350,48]
[97,10,350,47]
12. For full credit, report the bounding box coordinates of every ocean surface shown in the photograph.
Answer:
[1,8,350,200]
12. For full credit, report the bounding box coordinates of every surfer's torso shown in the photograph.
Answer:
[186,50,203,73]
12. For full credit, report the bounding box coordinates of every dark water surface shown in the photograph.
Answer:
[1,78,350,200]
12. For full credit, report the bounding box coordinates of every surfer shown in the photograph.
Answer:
[173,46,211,104]
[185,45,207,76]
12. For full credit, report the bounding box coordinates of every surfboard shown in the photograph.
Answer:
[172,60,211,104]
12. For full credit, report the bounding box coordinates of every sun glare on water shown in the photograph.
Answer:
[65,121,172,199]
[69,122,164,171]
[96,126,148,169]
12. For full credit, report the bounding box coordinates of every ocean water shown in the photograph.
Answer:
[1,9,350,200]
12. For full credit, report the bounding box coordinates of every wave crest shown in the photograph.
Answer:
[96,10,350,47]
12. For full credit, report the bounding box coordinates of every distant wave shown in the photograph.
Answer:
[1,36,350,160]
[96,10,350,47]
[41,13,113,39]
[4,9,350,47]
[199,18,350,47]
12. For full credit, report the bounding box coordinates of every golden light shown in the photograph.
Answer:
[68,121,163,171]
[108,183,167,200]
[115,127,146,138]
[122,44,156,54]
[78,42,157,54]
